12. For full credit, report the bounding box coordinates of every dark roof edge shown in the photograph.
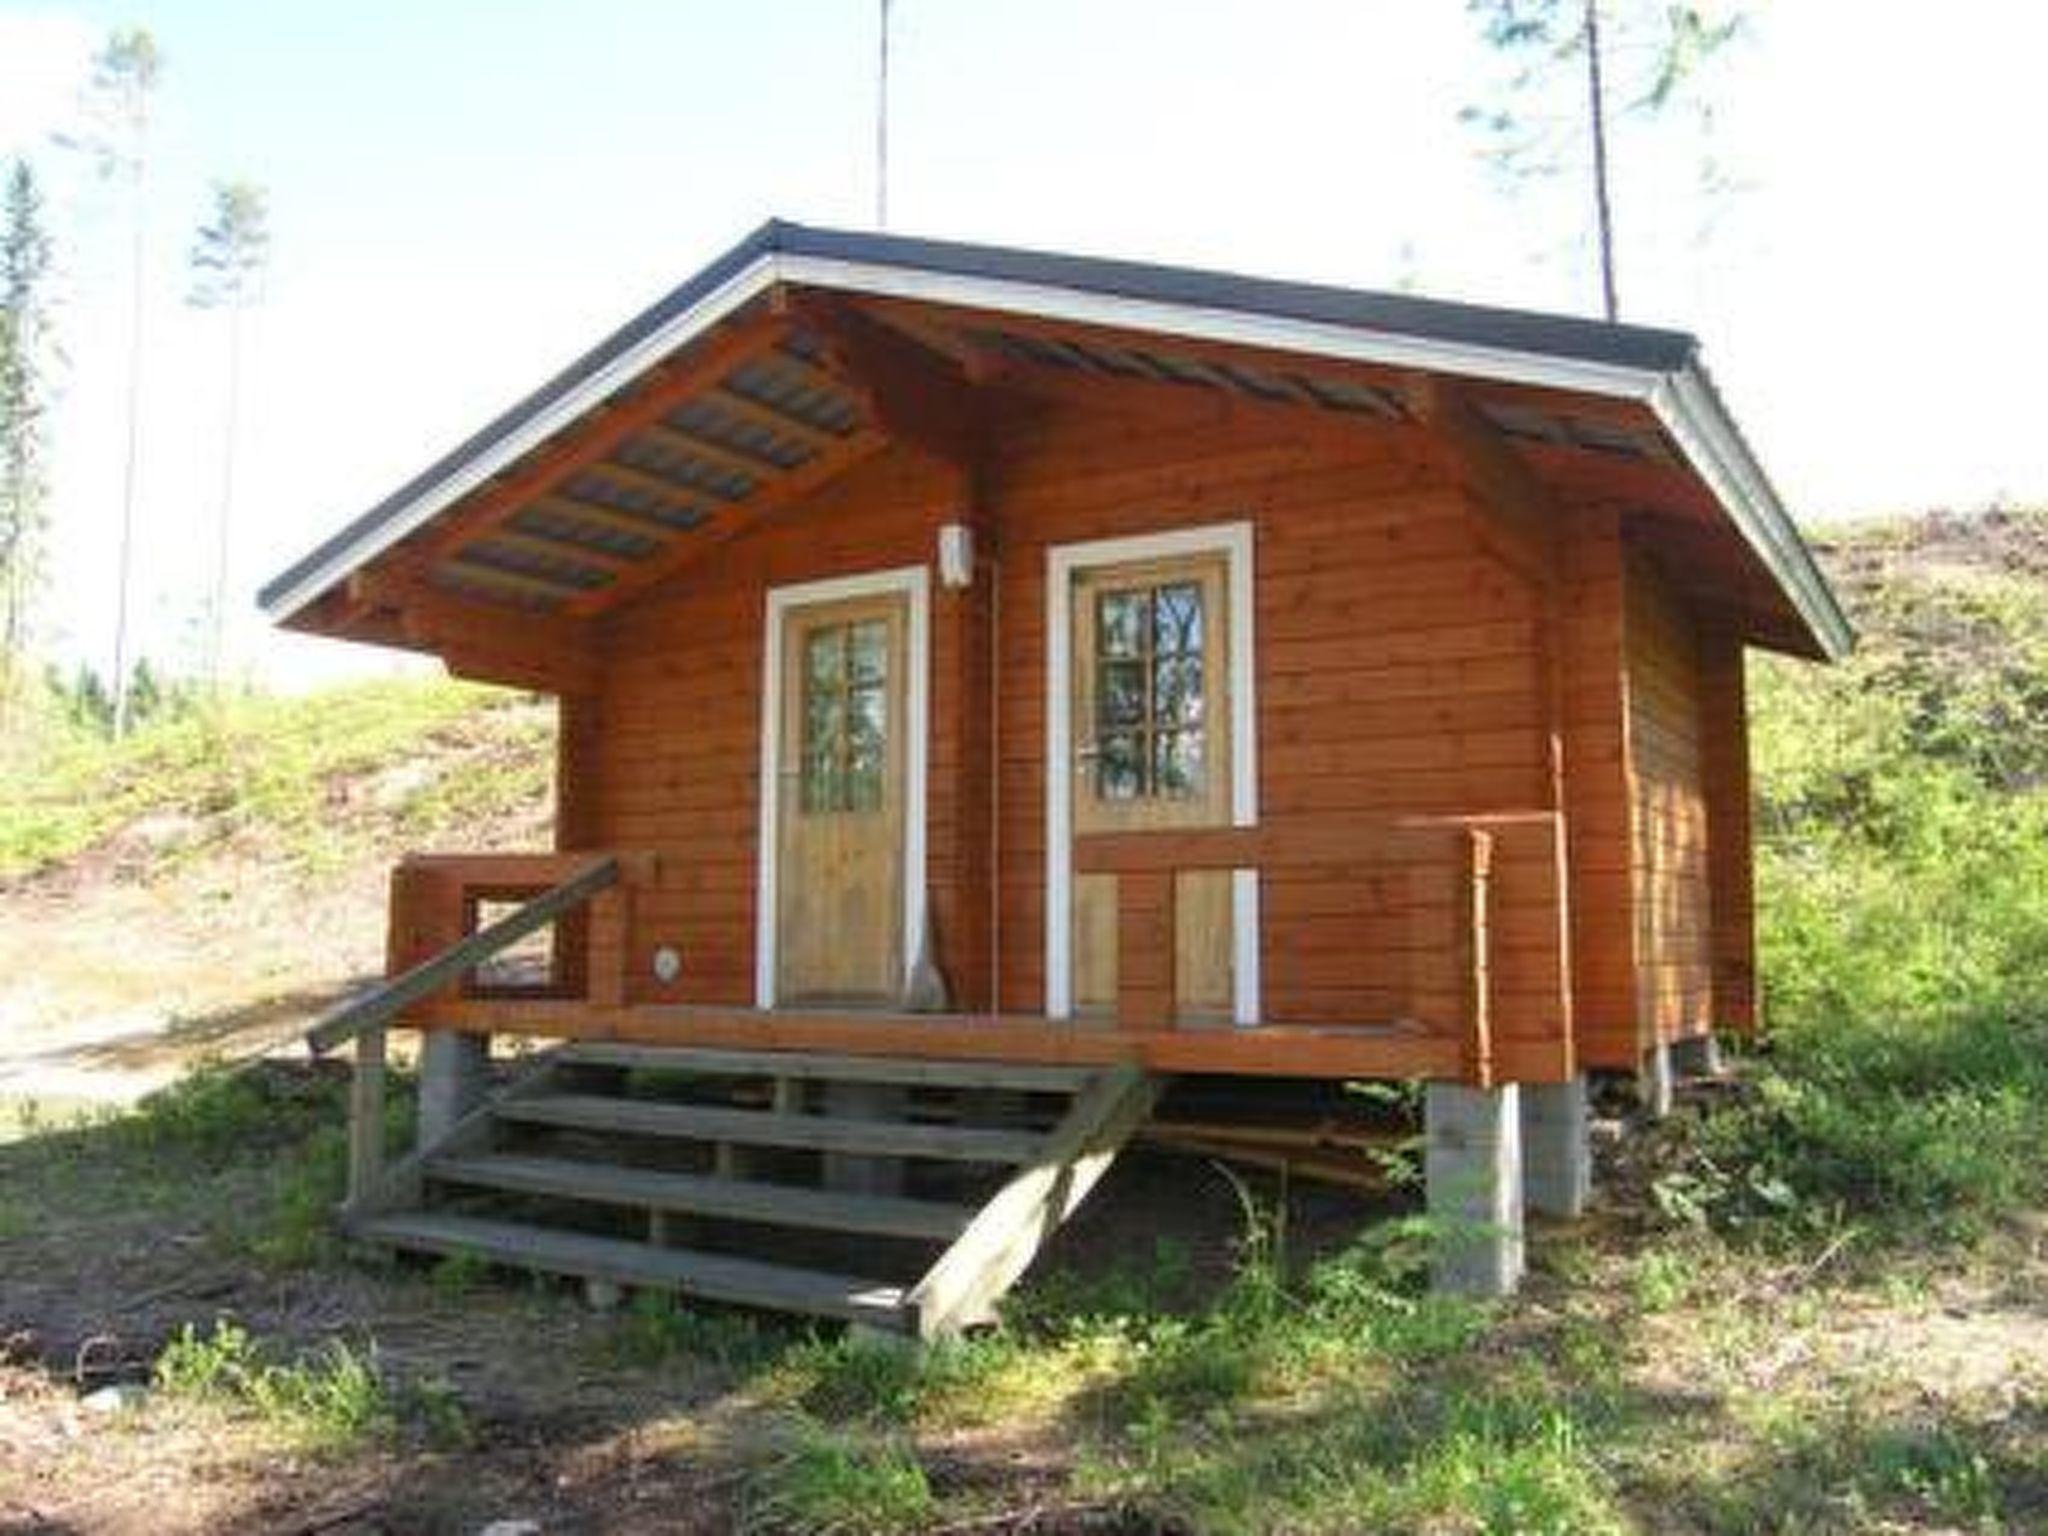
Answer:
[259,218,1848,659]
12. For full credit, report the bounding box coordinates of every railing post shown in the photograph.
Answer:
[346,1021,387,1214]
[587,883,632,1007]
[1460,829,1495,1086]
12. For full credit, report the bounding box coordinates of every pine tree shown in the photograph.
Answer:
[0,159,54,719]
[1463,1,1744,320]
[64,27,164,737]
[188,179,270,693]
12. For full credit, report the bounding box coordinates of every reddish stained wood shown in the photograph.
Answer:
[420,310,792,564]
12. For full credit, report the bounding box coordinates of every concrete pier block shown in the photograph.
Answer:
[821,1081,908,1197]
[1520,1076,1591,1219]
[1639,1042,1675,1120]
[1670,1033,1722,1079]
[418,1031,490,1147]
[1425,1082,1525,1298]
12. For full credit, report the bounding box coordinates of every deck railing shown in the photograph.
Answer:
[305,851,644,1208]
[1073,811,1571,1087]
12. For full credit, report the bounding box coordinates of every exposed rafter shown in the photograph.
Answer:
[1403,374,1560,592]
[798,296,983,474]
[420,311,793,566]
[347,572,600,695]
[562,427,890,617]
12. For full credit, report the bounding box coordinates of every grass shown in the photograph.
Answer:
[155,1318,468,1453]
[0,673,550,881]
[5,510,2048,1529]
[741,1422,937,1534]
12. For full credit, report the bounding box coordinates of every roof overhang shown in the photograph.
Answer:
[261,220,1851,661]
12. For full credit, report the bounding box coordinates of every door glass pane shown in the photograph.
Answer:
[1089,576,1209,803]
[799,617,889,815]
[1097,731,1143,800]
[1098,592,1146,658]
[848,619,888,685]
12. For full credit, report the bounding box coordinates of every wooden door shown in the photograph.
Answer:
[776,593,907,1005]
[1071,555,1234,1021]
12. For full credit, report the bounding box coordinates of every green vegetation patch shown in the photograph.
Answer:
[156,1318,468,1453]
[0,674,549,881]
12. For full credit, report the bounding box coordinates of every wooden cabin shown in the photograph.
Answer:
[267,222,1849,1330]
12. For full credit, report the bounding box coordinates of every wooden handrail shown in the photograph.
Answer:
[1075,813,1536,1084]
[307,855,621,1055]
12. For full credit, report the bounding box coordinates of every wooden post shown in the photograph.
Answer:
[347,1022,387,1214]
[587,884,632,1007]
[1459,829,1495,1087]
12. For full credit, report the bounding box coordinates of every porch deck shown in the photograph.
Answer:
[367,806,1573,1091]
[418,1000,1466,1081]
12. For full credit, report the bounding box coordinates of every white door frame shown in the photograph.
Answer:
[1045,520,1260,1025]
[755,563,931,1009]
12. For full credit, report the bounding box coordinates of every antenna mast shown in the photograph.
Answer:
[875,0,892,228]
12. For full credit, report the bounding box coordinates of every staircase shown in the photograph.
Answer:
[348,1043,1160,1338]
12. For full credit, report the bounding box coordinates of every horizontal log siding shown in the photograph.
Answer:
[567,384,1598,1075]
[983,389,1568,1071]
[587,447,967,1007]
[1623,556,1715,1047]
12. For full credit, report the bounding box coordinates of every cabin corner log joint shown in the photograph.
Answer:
[273,221,1847,1321]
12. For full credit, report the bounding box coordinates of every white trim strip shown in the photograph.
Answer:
[777,255,1664,403]
[1044,520,1260,1026]
[754,562,931,1009]
[268,247,1847,659]
[262,255,788,622]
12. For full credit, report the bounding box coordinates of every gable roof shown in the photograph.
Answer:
[259,218,1850,659]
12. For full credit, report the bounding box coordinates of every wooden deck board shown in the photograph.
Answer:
[556,1042,1092,1093]
[353,1211,909,1326]
[427,1152,974,1240]
[417,1003,1471,1080]
[494,1093,1044,1162]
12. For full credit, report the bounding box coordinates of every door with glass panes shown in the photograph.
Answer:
[776,592,906,1005]
[1071,554,1234,1020]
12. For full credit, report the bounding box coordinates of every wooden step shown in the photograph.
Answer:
[494,1094,1044,1163]
[427,1152,975,1241]
[555,1043,1092,1094]
[353,1211,910,1328]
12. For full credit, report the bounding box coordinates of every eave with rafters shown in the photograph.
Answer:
[264,221,1850,684]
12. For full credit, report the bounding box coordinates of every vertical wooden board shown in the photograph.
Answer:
[1558,506,1637,1065]
[1624,555,1715,1047]
[1698,626,1758,1033]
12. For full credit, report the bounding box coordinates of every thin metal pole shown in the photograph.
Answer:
[1584,0,1618,321]
[876,0,892,229]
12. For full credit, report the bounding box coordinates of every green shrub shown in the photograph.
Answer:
[1691,535,2048,1249]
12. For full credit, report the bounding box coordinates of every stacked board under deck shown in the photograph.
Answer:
[350,1043,1159,1337]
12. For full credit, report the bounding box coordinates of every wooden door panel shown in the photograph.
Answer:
[1070,555,1235,1022]
[777,594,905,1005]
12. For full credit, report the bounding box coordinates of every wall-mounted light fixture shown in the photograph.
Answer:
[651,945,682,984]
[937,523,975,589]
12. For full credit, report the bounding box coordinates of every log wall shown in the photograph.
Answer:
[561,381,1674,1080]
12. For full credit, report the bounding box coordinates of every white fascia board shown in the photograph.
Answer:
[776,254,1666,402]
[270,246,1845,660]
[1650,367,1853,660]
[261,253,792,622]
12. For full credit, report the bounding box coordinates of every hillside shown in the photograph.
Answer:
[0,513,2044,1532]
[0,677,554,1105]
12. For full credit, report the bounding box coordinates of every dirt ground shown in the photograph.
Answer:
[3,1084,2045,1536]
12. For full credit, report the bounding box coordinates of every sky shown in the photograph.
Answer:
[0,0,2042,688]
